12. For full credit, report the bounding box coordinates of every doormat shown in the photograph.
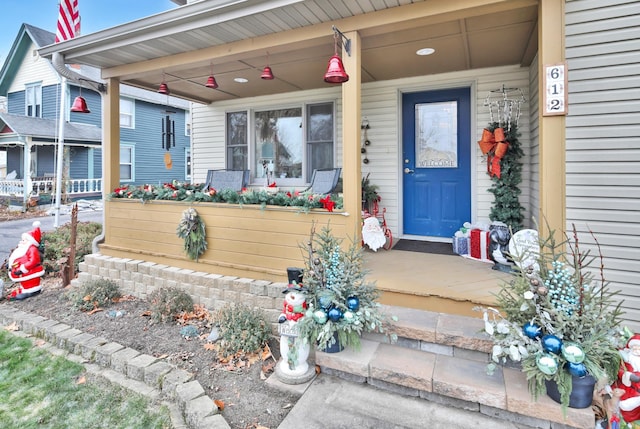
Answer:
[393,239,455,255]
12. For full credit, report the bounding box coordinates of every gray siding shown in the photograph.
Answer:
[565,0,640,328]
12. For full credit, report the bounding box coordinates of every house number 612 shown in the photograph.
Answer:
[544,62,568,116]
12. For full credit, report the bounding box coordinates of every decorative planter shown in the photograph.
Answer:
[319,331,344,353]
[545,374,596,409]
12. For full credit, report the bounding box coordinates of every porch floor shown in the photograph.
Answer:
[363,248,511,318]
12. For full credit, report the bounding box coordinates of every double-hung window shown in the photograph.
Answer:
[120,98,135,128]
[120,144,135,182]
[225,102,334,186]
[25,83,42,118]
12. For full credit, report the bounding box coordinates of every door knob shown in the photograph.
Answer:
[404,168,414,174]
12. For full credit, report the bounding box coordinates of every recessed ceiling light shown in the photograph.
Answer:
[234,77,248,83]
[416,48,435,56]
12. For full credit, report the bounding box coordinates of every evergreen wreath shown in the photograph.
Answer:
[176,207,207,261]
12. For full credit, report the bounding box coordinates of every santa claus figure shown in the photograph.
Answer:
[614,334,640,423]
[6,221,45,300]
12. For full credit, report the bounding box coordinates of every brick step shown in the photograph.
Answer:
[315,307,595,429]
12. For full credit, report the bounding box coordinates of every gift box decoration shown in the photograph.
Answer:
[452,236,469,255]
[470,229,490,260]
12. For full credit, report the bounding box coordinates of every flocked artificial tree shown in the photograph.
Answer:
[296,222,395,351]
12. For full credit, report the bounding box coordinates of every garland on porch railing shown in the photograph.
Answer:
[176,207,207,261]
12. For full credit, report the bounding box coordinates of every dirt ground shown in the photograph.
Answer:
[2,277,299,429]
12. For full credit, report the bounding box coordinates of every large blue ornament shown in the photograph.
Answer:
[542,334,563,354]
[327,307,343,322]
[346,296,360,311]
[567,362,587,377]
[523,322,542,339]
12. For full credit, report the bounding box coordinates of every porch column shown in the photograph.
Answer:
[538,0,566,236]
[103,78,120,198]
[24,138,32,206]
[341,30,362,239]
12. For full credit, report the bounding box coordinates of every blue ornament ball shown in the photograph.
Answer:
[567,362,587,377]
[318,293,333,310]
[523,322,542,339]
[327,307,343,322]
[542,334,563,354]
[346,296,360,311]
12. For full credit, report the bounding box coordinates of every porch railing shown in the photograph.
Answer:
[0,178,102,199]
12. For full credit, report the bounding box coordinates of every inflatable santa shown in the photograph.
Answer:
[615,334,640,423]
[6,221,45,300]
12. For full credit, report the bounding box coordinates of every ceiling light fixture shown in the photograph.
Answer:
[205,63,218,89]
[416,48,435,56]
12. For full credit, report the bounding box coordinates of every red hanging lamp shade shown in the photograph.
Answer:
[324,54,349,84]
[70,96,90,113]
[205,75,218,89]
[261,65,274,80]
[158,82,170,95]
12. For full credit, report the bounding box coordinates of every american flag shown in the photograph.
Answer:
[55,0,80,43]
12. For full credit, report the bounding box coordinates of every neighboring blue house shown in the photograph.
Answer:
[0,24,191,206]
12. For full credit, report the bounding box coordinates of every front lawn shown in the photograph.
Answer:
[0,330,172,429]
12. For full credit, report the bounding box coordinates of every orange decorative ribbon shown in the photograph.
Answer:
[477,127,509,178]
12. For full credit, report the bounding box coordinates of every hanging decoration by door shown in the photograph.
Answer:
[162,110,176,169]
[478,85,526,232]
[361,119,370,164]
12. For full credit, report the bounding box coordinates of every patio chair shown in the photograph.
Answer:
[306,168,342,194]
[205,169,250,192]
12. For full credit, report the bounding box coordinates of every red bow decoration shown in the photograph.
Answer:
[477,127,509,178]
[319,195,335,212]
[268,182,277,188]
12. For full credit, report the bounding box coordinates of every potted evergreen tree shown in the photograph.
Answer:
[296,222,395,352]
[478,224,625,411]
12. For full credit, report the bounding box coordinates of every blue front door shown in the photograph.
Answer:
[402,87,471,238]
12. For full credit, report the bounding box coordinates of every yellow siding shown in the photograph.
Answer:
[102,199,350,282]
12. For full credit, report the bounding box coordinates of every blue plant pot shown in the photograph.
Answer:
[319,332,344,353]
[545,374,596,409]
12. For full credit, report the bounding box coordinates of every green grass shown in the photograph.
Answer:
[0,331,173,429]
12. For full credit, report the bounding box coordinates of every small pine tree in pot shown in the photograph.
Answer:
[296,222,396,351]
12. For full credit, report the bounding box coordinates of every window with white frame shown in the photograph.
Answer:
[25,83,42,117]
[120,144,135,181]
[225,102,334,186]
[120,98,135,128]
[185,148,191,181]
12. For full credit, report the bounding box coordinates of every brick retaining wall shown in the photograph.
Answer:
[77,254,287,331]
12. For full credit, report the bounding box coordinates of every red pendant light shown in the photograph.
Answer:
[324,55,349,84]
[261,65,274,80]
[324,27,350,84]
[205,63,219,89]
[261,52,274,80]
[70,96,90,113]
[205,75,218,89]
[158,82,170,95]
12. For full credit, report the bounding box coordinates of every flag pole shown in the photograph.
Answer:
[54,76,67,228]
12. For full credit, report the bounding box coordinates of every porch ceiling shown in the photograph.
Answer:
[39,0,538,104]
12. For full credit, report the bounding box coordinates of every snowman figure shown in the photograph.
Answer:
[277,268,312,380]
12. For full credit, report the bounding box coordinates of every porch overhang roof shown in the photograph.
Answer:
[0,112,102,144]
[38,0,538,104]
